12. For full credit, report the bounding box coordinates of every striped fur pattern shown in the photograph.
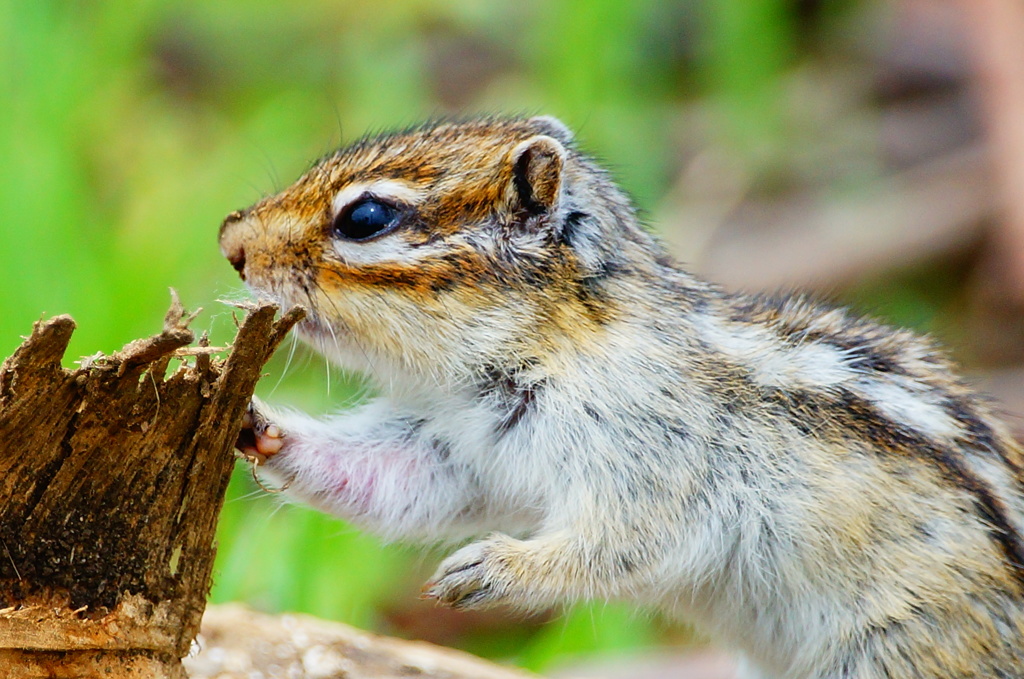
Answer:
[220,116,1024,678]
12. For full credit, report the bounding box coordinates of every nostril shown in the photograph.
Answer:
[228,246,247,276]
[220,210,249,280]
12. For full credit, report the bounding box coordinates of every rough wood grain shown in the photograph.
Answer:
[0,293,303,678]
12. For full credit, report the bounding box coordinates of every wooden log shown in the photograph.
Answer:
[0,293,303,678]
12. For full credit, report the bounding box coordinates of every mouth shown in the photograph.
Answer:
[292,311,339,349]
[241,273,356,363]
[295,316,325,342]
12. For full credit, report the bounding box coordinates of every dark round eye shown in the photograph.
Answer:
[333,197,399,241]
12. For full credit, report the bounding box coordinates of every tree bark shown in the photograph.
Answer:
[0,293,303,678]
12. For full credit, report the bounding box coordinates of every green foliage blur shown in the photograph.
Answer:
[2,0,868,671]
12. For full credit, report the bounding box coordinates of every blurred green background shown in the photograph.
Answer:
[2,0,1007,673]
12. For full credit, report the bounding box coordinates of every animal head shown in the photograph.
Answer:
[219,116,647,386]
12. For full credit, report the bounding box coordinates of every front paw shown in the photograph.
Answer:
[235,399,285,465]
[422,537,515,610]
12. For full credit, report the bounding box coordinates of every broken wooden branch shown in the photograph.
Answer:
[0,292,303,678]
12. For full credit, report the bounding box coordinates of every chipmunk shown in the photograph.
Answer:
[219,115,1024,678]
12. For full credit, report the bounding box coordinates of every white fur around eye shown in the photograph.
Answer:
[329,179,443,265]
[331,179,425,218]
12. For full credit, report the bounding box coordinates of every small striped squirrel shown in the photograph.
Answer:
[220,116,1024,678]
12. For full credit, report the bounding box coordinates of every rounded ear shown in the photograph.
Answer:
[527,115,574,145]
[508,134,566,216]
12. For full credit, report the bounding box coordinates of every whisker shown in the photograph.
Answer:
[226,487,274,504]
[308,270,387,389]
[268,333,300,397]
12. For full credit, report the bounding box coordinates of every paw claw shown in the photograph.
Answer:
[451,586,493,610]
[426,540,509,610]
[235,401,285,464]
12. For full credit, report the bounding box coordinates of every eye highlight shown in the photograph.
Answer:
[332,196,400,241]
